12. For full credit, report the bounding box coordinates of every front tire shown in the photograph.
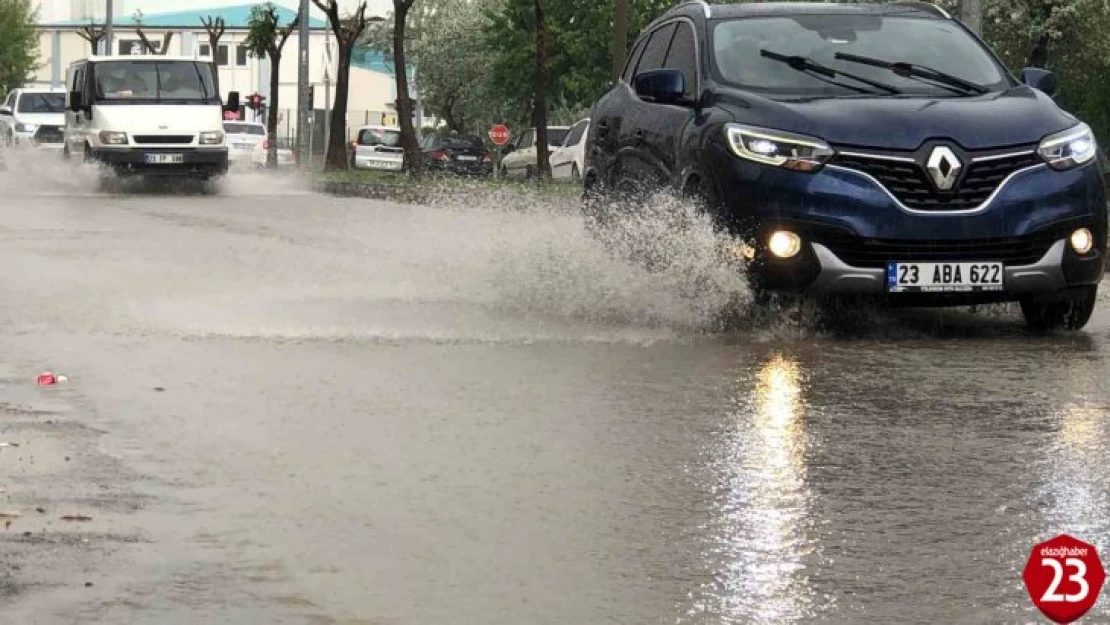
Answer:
[1020,285,1098,332]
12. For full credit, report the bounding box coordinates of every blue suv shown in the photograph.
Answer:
[584,1,1107,331]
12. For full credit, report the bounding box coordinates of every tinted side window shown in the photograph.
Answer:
[565,120,588,146]
[621,37,648,82]
[663,22,697,99]
[635,23,677,75]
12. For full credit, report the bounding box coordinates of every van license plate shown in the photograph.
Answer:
[144,153,183,164]
[886,261,1004,292]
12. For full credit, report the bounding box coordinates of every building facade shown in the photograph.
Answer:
[30,3,409,142]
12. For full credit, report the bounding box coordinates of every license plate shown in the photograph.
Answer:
[886,261,1004,292]
[369,160,401,170]
[233,143,253,149]
[457,155,478,162]
[144,153,183,164]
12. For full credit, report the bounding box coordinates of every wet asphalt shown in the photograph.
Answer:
[1,161,1109,624]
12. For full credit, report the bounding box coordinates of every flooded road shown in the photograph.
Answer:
[1,166,1109,624]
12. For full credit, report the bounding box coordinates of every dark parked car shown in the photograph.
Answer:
[421,133,494,176]
[585,0,1107,331]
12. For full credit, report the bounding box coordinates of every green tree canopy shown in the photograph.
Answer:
[0,0,39,95]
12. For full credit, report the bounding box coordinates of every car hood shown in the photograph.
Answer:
[92,104,224,134]
[14,112,65,127]
[714,85,1079,151]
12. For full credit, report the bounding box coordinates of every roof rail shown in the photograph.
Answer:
[889,2,951,19]
[673,0,711,19]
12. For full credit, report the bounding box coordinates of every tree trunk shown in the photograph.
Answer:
[1029,32,1050,68]
[394,6,422,176]
[267,54,281,167]
[325,53,352,170]
[611,0,629,81]
[533,0,550,180]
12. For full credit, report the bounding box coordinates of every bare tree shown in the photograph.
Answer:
[611,0,629,81]
[392,0,422,176]
[244,3,301,167]
[312,0,371,171]
[132,10,174,55]
[533,0,551,180]
[200,15,227,75]
[76,23,106,54]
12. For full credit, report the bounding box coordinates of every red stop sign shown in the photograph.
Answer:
[1023,534,1106,623]
[489,124,510,146]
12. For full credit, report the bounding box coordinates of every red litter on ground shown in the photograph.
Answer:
[36,372,68,386]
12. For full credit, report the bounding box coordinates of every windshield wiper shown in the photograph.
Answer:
[760,49,902,96]
[833,51,988,95]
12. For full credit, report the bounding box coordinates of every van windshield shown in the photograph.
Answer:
[92,60,219,104]
[711,14,1012,97]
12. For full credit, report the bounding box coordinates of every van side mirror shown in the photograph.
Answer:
[0,105,10,116]
[225,90,241,113]
[68,91,83,112]
[633,69,686,105]
[1021,67,1058,97]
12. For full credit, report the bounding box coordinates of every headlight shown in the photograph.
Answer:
[199,131,225,145]
[1037,123,1097,170]
[725,124,834,172]
[98,131,128,145]
[15,122,37,133]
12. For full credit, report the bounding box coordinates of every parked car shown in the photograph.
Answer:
[422,132,494,176]
[224,120,267,166]
[0,86,67,150]
[499,126,570,179]
[351,125,404,171]
[550,118,589,181]
[585,0,1107,332]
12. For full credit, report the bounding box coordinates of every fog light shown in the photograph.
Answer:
[768,231,802,258]
[1070,228,1094,254]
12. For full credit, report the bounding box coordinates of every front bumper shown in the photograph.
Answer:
[90,147,229,177]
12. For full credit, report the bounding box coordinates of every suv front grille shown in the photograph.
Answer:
[818,230,1060,269]
[133,135,194,145]
[831,150,1043,211]
[33,125,64,145]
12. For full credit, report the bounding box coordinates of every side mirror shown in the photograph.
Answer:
[225,90,241,113]
[0,105,10,116]
[633,69,686,105]
[68,91,83,112]
[1021,67,1058,97]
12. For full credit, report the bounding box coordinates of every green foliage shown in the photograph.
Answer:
[244,2,297,58]
[0,0,39,95]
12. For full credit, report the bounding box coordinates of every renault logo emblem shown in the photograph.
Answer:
[925,146,962,191]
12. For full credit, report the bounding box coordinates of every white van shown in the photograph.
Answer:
[63,55,240,181]
[351,125,404,171]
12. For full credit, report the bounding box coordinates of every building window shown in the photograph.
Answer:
[236,44,249,67]
[199,43,211,57]
[119,39,154,55]
[216,44,230,67]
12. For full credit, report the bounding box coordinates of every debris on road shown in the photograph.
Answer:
[0,442,20,448]
[59,515,92,522]
[0,511,23,520]
[36,372,68,386]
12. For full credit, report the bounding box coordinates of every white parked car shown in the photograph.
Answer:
[0,86,67,150]
[499,125,570,179]
[351,125,404,171]
[224,120,267,165]
[550,118,589,181]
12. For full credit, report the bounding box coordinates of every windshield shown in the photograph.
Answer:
[224,123,266,135]
[92,60,218,103]
[17,92,66,113]
[711,15,1011,96]
[358,128,402,146]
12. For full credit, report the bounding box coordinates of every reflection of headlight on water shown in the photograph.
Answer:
[693,353,815,625]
